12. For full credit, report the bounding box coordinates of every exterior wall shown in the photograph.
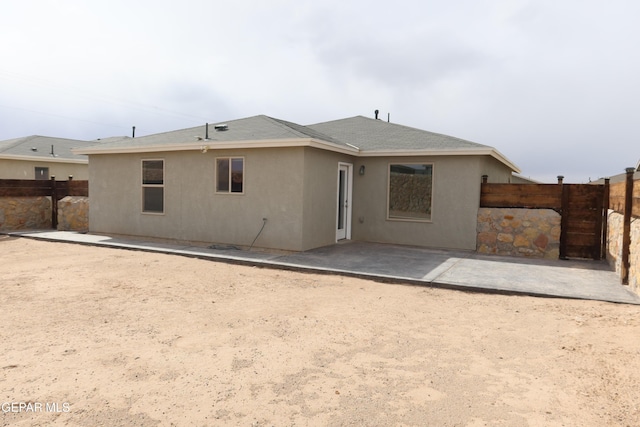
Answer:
[0,197,51,230]
[481,156,514,183]
[477,208,561,259]
[88,148,308,251]
[351,155,512,250]
[607,210,640,293]
[89,149,514,253]
[0,159,88,180]
[301,148,356,251]
[57,196,89,231]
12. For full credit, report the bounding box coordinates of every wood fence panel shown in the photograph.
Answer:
[480,184,562,209]
[609,181,627,213]
[560,184,604,260]
[0,187,52,197]
[68,180,89,197]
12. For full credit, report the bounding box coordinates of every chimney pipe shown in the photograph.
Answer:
[205,123,209,140]
[132,126,136,138]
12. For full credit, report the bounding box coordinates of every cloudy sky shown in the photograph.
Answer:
[1,0,638,182]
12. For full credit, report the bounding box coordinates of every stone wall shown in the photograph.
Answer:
[57,196,89,231]
[477,208,561,259]
[0,197,51,230]
[606,210,639,294]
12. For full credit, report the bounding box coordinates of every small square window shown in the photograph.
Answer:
[35,167,49,180]
[216,157,244,193]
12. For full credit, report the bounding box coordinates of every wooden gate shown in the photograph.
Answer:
[559,184,606,260]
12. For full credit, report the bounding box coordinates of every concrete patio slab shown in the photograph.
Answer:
[4,230,639,305]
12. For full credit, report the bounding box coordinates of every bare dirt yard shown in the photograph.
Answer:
[1,236,640,426]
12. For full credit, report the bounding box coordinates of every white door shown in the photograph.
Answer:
[336,163,353,241]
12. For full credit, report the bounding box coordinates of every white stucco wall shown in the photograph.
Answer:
[88,147,309,251]
[88,148,514,252]
[351,155,513,250]
[0,159,88,180]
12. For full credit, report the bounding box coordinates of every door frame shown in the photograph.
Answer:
[336,162,353,241]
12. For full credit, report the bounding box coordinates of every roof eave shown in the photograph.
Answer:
[0,154,88,164]
[357,148,521,173]
[73,138,360,156]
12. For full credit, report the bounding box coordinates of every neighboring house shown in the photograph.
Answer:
[74,115,520,252]
[0,135,94,180]
[510,174,540,184]
[591,159,640,184]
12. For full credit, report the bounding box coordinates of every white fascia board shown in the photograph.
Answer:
[0,154,88,164]
[357,148,521,173]
[73,138,359,156]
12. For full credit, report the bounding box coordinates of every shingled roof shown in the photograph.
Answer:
[0,135,92,162]
[307,116,491,152]
[73,114,519,172]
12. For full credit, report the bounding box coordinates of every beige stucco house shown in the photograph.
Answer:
[74,115,520,252]
[0,135,92,180]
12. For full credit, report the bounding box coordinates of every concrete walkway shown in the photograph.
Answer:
[5,230,640,305]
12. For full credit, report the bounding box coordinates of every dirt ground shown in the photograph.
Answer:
[1,236,640,427]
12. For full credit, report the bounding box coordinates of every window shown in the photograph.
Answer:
[388,163,433,221]
[35,167,49,180]
[216,157,244,193]
[142,160,164,213]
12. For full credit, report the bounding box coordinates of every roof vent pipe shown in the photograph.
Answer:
[205,123,209,140]
[374,110,379,120]
[132,126,136,138]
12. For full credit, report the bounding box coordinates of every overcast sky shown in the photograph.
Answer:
[1,0,638,182]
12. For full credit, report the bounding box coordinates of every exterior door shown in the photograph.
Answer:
[336,163,353,241]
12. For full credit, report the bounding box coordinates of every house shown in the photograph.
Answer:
[591,159,640,184]
[0,135,93,180]
[74,115,520,252]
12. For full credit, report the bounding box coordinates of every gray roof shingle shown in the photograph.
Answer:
[307,116,491,151]
[82,114,491,153]
[87,115,347,150]
[0,135,92,161]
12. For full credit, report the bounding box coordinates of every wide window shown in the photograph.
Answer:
[216,157,244,193]
[142,160,164,213]
[388,164,433,221]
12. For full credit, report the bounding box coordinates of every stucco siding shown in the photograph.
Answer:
[301,147,356,250]
[0,159,88,180]
[88,147,307,251]
[481,156,513,183]
[352,155,503,250]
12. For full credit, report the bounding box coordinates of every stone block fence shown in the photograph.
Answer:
[477,208,561,259]
[478,169,639,295]
[607,211,639,293]
[56,196,89,231]
[0,197,52,230]
[0,178,88,232]
[0,196,88,232]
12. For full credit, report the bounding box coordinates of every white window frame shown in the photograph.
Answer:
[141,159,165,214]
[386,162,434,223]
[215,156,245,194]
